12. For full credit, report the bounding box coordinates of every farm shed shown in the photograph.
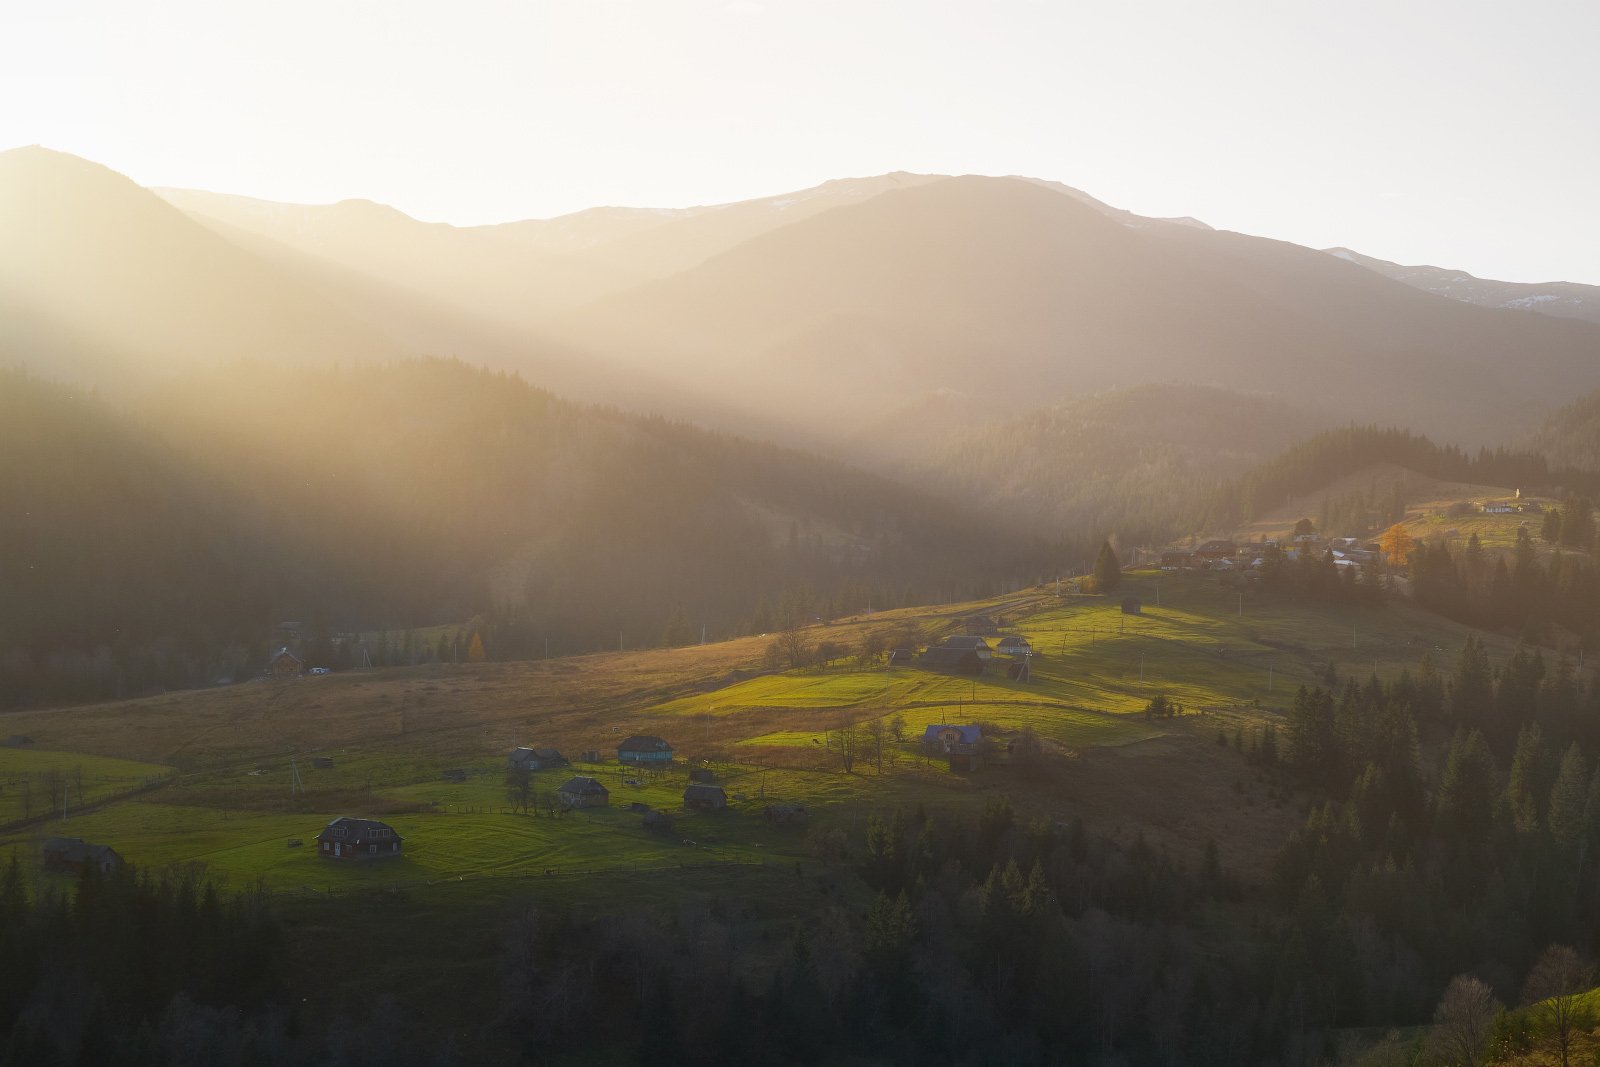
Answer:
[918,647,984,675]
[315,817,402,861]
[996,636,1032,656]
[683,784,728,811]
[508,746,569,771]
[764,804,808,825]
[1121,597,1142,615]
[41,837,123,874]
[557,776,610,808]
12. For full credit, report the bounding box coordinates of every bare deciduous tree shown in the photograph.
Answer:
[864,719,886,773]
[1425,974,1501,1067]
[1521,944,1595,1067]
[828,714,860,773]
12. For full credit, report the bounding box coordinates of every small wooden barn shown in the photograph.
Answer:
[683,784,728,811]
[557,776,610,809]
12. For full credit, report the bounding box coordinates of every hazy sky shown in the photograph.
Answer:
[4,1,1596,283]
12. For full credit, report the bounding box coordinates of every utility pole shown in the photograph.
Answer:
[1268,663,1273,692]
[1238,592,1243,617]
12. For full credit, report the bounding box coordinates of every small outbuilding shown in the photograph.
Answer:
[764,804,809,825]
[683,784,728,811]
[557,776,610,808]
[643,810,675,834]
[996,636,1032,657]
[315,817,402,861]
[508,746,569,771]
[1121,597,1142,615]
[919,647,985,675]
[41,837,123,874]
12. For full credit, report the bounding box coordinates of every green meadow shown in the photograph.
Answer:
[0,573,1501,898]
[0,748,171,823]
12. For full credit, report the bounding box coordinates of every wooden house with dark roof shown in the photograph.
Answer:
[557,776,610,808]
[683,784,728,811]
[315,817,402,861]
[269,647,304,679]
[508,746,568,771]
[995,636,1032,656]
[41,837,123,874]
[918,646,984,675]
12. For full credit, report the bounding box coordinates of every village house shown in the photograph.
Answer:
[268,647,304,679]
[683,783,728,811]
[41,837,123,874]
[618,735,674,765]
[922,724,985,772]
[315,817,402,861]
[1121,596,1142,615]
[508,746,569,771]
[1195,539,1237,561]
[918,646,984,675]
[557,776,610,808]
[961,614,1000,636]
[995,635,1032,657]
[938,635,993,660]
[1160,551,1195,571]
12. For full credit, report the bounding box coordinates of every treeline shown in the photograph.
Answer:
[1259,642,1600,1053]
[1412,528,1600,642]
[1219,425,1593,528]
[490,801,1294,1064]
[907,383,1313,547]
[0,860,287,1064]
[1,362,1056,709]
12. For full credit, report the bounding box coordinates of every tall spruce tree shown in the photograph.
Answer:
[1092,539,1122,593]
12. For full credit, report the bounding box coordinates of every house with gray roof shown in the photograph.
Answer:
[557,776,610,808]
[315,817,403,861]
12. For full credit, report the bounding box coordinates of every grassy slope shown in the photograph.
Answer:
[0,574,1527,1053]
[0,572,1514,883]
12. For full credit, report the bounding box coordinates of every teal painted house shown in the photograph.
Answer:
[618,735,673,764]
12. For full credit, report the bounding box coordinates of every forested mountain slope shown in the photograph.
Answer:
[0,361,1042,708]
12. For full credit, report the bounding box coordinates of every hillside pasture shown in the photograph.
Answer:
[0,747,170,824]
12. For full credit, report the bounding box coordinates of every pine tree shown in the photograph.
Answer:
[1507,722,1546,834]
[1548,742,1590,850]
[660,605,692,648]
[467,632,487,663]
[1092,539,1122,593]
[1437,729,1497,848]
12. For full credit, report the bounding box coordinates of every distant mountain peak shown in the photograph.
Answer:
[1325,246,1600,326]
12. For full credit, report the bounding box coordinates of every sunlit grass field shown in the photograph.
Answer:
[0,573,1509,897]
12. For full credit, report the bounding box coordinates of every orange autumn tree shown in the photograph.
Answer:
[1379,523,1416,569]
